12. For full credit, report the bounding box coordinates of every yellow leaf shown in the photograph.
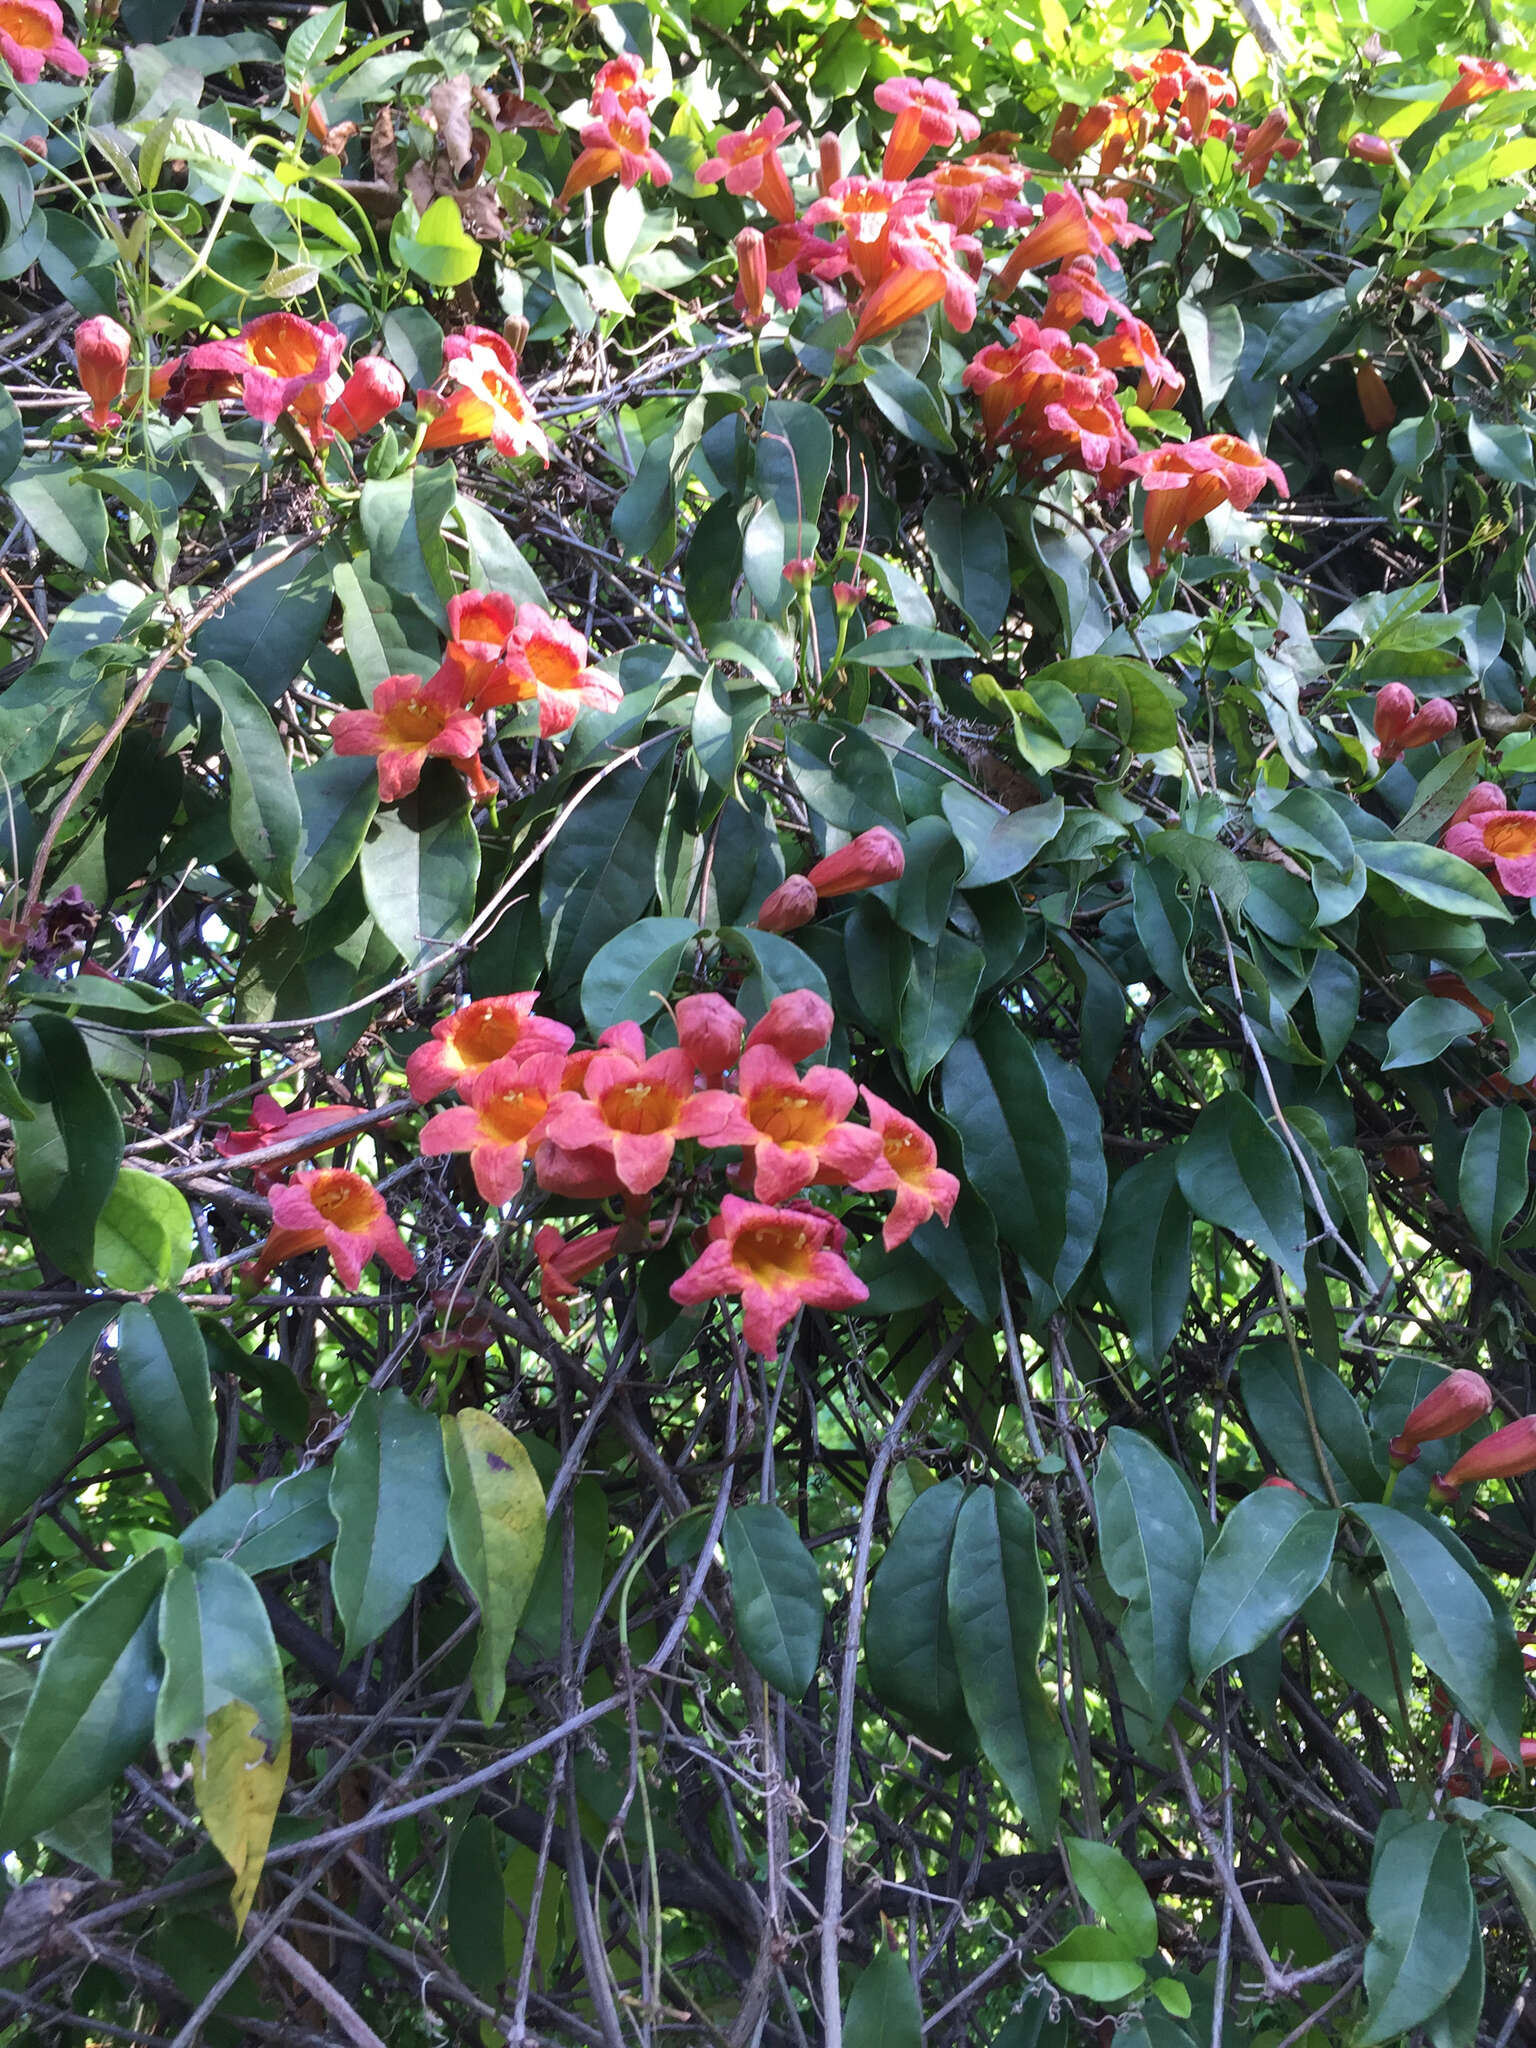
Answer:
[191,1698,290,1936]
[442,1413,546,1724]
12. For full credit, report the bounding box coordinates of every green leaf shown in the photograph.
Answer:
[941,788,1064,887]
[1037,1924,1147,2002]
[1175,1092,1307,1285]
[359,465,455,628]
[941,1014,1069,1285]
[0,382,21,486]
[1093,1429,1204,1727]
[1458,1103,1529,1256]
[865,1477,974,1751]
[862,352,954,451]
[1188,1490,1338,1680]
[723,926,834,1016]
[1064,1836,1158,1957]
[191,660,303,893]
[291,754,380,924]
[1038,1043,1107,1300]
[196,541,333,706]
[1238,1339,1383,1501]
[899,932,984,1084]
[330,1388,450,1657]
[0,1306,115,1533]
[1099,1153,1192,1364]
[1303,1563,1411,1730]
[925,497,1009,639]
[945,1485,1064,1838]
[0,1658,110,1876]
[1382,995,1478,1070]
[284,0,344,84]
[756,399,833,538]
[12,1011,123,1281]
[449,1814,508,1999]
[4,459,108,573]
[1468,417,1536,489]
[1358,1819,1475,2047]
[116,1295,216,1509]
[93,1167,192,1291]
[390,193,481,288]
[1353,1502,1524,1761]
[1177,297,1244,409]
[155,1557,286,1756]
[580,917,697,1034]
[839,626,975,666]
[442,1412,546,1724]
[1360,838,1510,919]
[722,1503,823,1700]
[843,1946,922,2048]
[180,1470,338,1574]
[361,775,481,973]
[0,1550,166,1852]
[539,744,677,994]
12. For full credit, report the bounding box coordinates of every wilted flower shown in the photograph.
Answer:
[669,1195,868,1354]
[1430,1414,1536,1501]
[1373,682,1457,764]
[536,1223,624,1335]
[1389,1370,1493,1467]
[215,1093,364,1192]
[74,316,130,431]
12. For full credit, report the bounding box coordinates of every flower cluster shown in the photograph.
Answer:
[73,311,545,470]
[330,587,620,801]
[407,986,957,1353]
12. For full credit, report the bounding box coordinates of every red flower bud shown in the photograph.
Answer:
[1347,132,1394,164]
[805,826,905,898]
[1355,360,1396,433]
[1259,1475,1303,1492]
[675,992,745,1084]
[1431,1414,1536,1501]
[736,226,768,328]
[328,355,406,439]
[782,555,816,596]
[1372,683,1457,765]
[75,315,131,430]
[744,989,833,1062]
[819,133,843,194]
[755,874,818,933]
[1388,1369,1492,1466]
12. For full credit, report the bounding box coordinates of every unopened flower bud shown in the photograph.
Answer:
[832,579,868,615]
[1259,1475,1303,1492]
[1389,1369,1492,1466]
[502,315,530,361]
[744,988,834,1061]
[1184,78,1211,141]
[75,315,131,431]
[819,133,843,195]
[783,554,816,597]
[805,825,905,898]
[327,355,406,440]
[1355,360,1396,433]
[736,226,768,328]
[755,874,818,934]
[836,492,860,522]
[1347,132,1394,164]
[676,992,745,1083]
[1373,682,1457,765]
[1431,1414,1536,1502]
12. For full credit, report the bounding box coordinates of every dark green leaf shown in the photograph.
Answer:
[93,1168,192,1291]
[843,1947,921,2048]
[1303,1563,1411,1729]
[0,1306,115,1533]
[359,465,455,628]
[13,1011,123,1281]
[1382,995,1476,1070]
[448,1814,507,1998]
[722,1503,823,1700]
[5,459,108,573]
[1188,1490,1338,1680]
[865,1477,972,1750]
[946,1485,1064,1838]
[180,1470,338,1574]
[899,932,983,1084]
[1360,838,1509,919]
[580,918,697,1034]
[291,755,380,924]
[0,1551,166,1851]
[539,744,677,994]
[155,1557,285,1754]
[1238,1339,1382,1501]
[191,661,303,893]
[1093,1429,1204,1727]
[196,541,332,705]
[117,1295,216,1508]
[756,400,832,537]
[1358,1819,1475,2047]
[1176,1093,1307,1285]
[1458,1103,1529,1256]
[329,1388,450,1657]
[1099,1153,1192,1364]
[361,774,481,973]
[925,497,1009,639]
[941,1014,1068,1285]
